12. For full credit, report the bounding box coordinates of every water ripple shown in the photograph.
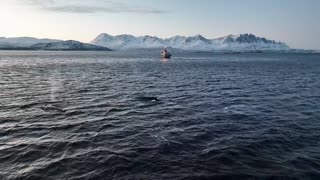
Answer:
[0,51,320,179]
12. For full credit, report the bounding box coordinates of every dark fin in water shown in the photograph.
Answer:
[136,96,160,102]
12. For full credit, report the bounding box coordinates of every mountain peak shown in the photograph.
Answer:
[117,34,135,38]
[96,33,112,38]
[100,33,112,36]
[192,34,206,39]
[185,34,209,43]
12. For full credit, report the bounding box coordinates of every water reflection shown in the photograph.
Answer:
[161,58,169,63]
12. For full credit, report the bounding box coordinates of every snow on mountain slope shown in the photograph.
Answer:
[165,35,187,47]
[0,37,61,47]
[91,33,290,51]
[30,40,111,51]
[92,33,166,49]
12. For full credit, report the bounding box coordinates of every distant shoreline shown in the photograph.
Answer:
[0,49,318,54]
[0,48,111,51]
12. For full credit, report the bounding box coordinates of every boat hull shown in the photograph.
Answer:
[161,53,171,58]
[161,54,171,59]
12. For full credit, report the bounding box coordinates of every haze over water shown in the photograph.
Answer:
[0,51,320,179]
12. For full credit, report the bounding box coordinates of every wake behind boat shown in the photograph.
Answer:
[161,48,171,58]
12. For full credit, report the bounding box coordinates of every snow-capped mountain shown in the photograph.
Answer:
[0,37,110,51]
[91,34,166,49]
[0,37,61,47]
[91,33,290,51]
[30,40,111,51]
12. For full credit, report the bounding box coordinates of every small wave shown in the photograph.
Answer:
[40,105,65,113]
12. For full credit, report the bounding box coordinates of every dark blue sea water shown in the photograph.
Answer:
[0,51,320,179]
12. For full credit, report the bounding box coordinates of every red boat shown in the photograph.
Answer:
[161,48,171,58]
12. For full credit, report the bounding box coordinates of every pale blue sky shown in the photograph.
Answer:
[0,0,319,49]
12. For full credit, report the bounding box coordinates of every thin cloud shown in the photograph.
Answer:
[25,0,168,14]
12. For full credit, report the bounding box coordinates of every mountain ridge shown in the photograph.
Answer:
[91,33,290,51]
[1,34,316,52]
[0,37,62,47]
[0,38,111,51]
[30,40,111,51]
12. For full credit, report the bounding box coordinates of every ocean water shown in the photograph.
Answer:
[0,51,320,179]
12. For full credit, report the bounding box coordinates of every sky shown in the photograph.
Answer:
[0,0,319,49]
